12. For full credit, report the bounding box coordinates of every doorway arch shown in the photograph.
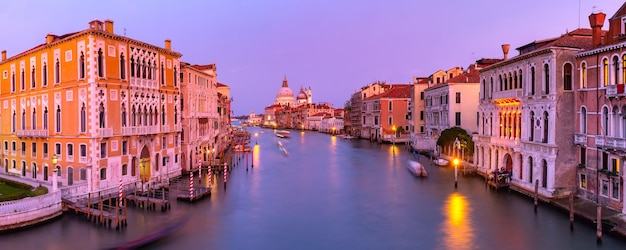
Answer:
[139,146,151,182]
[67,167,74,186]
[32,163,37,179]
[503,153,513,172]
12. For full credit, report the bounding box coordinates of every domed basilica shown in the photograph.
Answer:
[274,76,312,106]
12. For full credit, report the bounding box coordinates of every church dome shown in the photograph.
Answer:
[275,75,294,105]
[296,91,307,100]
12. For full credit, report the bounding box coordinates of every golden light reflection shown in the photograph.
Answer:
[253,144,260,167]
[331,134,337,146]
[441,193,475,250]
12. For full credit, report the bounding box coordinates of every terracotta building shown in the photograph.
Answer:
[0,19,182,193]
[574,6,626,213]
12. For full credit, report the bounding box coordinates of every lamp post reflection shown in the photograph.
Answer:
[255,132,258,145]
[392,126,396,156]
[441,193,475,250]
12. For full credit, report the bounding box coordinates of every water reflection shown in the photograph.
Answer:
[440,192,475,250]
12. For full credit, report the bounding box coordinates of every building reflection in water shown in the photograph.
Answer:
[440,192,475,250]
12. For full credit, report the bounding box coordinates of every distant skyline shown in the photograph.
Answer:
[0,1,623,115]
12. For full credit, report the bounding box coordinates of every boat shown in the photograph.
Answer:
[434,158,449,167]
[407,160,428,177]
[277,141,289,156]
[276,130,291,138]
[104,215,189,250]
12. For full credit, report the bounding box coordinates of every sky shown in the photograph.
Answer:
[0,0,624,115]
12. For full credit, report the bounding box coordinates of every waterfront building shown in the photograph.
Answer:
[216,82,232,156]
[574,8,626,213]
[474,29,593,198]
[180,63,218,172]
[361,84,412,142]
[423,67,480,137]
[349,81,392,139]
[0,19,182,193]
[247,110,263,126]
[263,76,320,129]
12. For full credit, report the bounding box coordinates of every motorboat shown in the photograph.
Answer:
[434,158,449,167]
[277,141,289,156]
[407,160,428,177]
[276,130,291,138]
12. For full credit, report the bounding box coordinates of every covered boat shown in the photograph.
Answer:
[408,160,428,177]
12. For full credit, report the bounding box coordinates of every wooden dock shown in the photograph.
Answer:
[176,187,211,202]
[486,172,510,191]
[64,192,127,230]
[125,188,171,212]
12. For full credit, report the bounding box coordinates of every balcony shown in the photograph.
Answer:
[122,126,159,136]
[492,89,523,100]
[162,125,171,133]
[16,129,49,138]
[606,84,625,98]
[596,136,626,151]
[574,133,587,145]
[97,128,113,138]
[491,136,520,149]
[175,123,182,131]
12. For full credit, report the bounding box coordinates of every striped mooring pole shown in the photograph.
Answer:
[118,178,123,207]
[190,171,194,200]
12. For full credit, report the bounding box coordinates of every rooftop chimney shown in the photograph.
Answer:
[1,50,6,61]
[589,12,606,48]
[46,34,55,44]
[104,19,114,33]
[165,39,171,51]
[501,44,510,60]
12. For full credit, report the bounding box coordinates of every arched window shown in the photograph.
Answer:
[121,104,127,127]
[514,71,518,89]
[142,59,147,79]
[490,77,493,98]
[499,112,503,136]
[581,62,587,88]
[623,55,626,85]
[42,62,48,86]
[20,69,25,90]
[508,72,513,90]
[162,105,166,125]
[542,111,549,143]
[612,106,620,137]
[97,49,104,77]
[136,57,141,77]
[12,111,16,133]
[531,67,536,95]
[614,56,620,85]
[130,56,135,77]
[174,106,178,124]
[603,107,610,136]
[529,111,535,141]
[31,66,36,88]
[32,108,36,130]
[132,105,136,126]
[143,106,148,126]
[56,105,61,133]
[43,107,48,130]
[564,63,572,90]
[99,103,105,128]
[481,79,486,100]
[543,64,550,95]
[122,164,128,176]
[542,160,548,188]
[148,107,153,126]
[519,69,523,89]
[137,105,142,126]
[100,168,106,180]
[120,53,126,80]
[504,75,508,90]
[152,61,157,79]
[160,62,165,85]
[603,58,609,86]
[55,58,60,83]
[147,60,152,80]
[21,109,26,130]
[79,52,85,79]
[80,104,86,133]
[581,107,587,133]
[529,156,534,183]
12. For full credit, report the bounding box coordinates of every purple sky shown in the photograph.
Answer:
[0,1,623,115]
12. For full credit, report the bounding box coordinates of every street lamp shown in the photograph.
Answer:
[392,126,397,156]
[52,155,58,191]
[453,158,459,188]
[255,132,258,145]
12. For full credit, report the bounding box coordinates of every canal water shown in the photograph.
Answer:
[1,127,625,250]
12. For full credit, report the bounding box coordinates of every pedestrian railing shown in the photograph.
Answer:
[0,191,61,215]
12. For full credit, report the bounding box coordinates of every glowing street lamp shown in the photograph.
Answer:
[52,155,58,191]
[453,158,460,188]
[255,132,259,145]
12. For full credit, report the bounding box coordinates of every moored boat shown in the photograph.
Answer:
[434,158,449,167]
[408,160,428,177]
[276,130,291,138]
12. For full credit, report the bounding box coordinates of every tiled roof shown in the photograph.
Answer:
[517,28,594,52]
[191,64,215,70]
[611,2,626,19]
[365,84,411,100]
[447,69,480,83]
[216,82,227,87]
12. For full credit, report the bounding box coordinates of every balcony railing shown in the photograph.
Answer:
[574,133,587,145]
[175,124,182,131]
[491,136,520,149]
[493,89,523,100]
[97,128,113,138]
[122,126,159,136]
[16,129,49,138]
[162,125,171,133]
[605,84,625,98]
[596,136,626,150]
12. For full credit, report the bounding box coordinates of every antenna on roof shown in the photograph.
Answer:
[124,28,126,36]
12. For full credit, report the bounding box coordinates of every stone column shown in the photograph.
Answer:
[52,169,58,191]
